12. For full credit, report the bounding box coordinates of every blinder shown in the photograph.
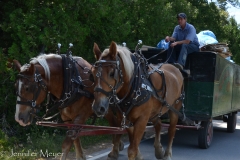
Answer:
[89,73,94,82]
[113,68,119,80]
[28,84,38,92]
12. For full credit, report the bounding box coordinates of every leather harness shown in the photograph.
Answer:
[16,53,94,121]
[93,51,190,128]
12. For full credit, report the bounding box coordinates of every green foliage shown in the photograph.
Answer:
[0,127,64,160]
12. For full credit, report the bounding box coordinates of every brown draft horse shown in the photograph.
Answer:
[91,42,184,160]
[13,53,123,160]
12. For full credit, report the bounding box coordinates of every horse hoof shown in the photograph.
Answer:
[119,140,124,151]
[155,146,165,159]
[107,153,118,160]
[136,156,144,160]
[136,152,144,160]
[107,156,118,160]
[163,156,172,160]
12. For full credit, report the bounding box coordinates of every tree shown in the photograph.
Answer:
[1,0,240,140]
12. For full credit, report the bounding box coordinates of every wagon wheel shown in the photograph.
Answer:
[198,120,213,149]
[227,112,237,133]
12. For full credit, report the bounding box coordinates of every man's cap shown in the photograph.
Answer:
[176,13,187,19]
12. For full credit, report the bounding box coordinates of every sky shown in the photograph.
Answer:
[227,5,240,24]
[209,0,240,24]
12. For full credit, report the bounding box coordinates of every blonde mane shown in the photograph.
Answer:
[102,45,134,80]
[29,54,61,81]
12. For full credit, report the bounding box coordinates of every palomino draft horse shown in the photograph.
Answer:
[92,42,184,160]
[13,53,123,160]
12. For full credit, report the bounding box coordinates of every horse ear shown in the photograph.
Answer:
[9,59,22,72]
[28,63,35,75]
[93,43,102,60]
[109,41,117,59]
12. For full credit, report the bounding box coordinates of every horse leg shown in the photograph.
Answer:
[60,136,74,160]
[107,134,123,160]
[60,135,86,160]
[152,118,165,159]
[60,110,90,160]
[105,112,124,160]
[127,119,147,160]
[73,137,86,160]
[163,110,179,160]
[71,114,92,160]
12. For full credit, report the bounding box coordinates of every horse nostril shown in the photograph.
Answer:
[19,118,24,123]
[19,114,25,123]
[100,107,105,114]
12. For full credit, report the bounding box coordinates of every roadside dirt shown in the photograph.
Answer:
[37,134,130,160]
[38,129,166,160]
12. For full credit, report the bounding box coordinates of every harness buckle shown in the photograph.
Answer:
[109,96,115,104]
[134,89,141,100]
[34,74,38,82]
[66,129,81,140]
[32,101,36,107]
[96,72,101,77]
[141,83,153,92]
[36,74,42,81]
[78,76,82,82]
[121,112,133,129]
[121,112,128,128]
[66,92,71,98]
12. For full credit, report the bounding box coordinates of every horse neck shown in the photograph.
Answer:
[116,58,133,99]
[75,57,94,94]
[44,58,64,99]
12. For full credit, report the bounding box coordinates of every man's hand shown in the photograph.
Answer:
[165,36,170,42]
[170,42,178,47]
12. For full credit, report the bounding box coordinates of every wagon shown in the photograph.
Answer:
[141,46,240,149]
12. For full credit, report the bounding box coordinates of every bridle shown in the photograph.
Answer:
[16,68,47,111]
[93,55,124,104]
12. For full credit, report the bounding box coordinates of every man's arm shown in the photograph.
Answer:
[170,39,190,47]
[165,36,176,42]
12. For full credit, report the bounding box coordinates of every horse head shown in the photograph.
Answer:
[14,54,63,126]
[92,42,134,117]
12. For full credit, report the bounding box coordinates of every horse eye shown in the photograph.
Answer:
[109,71,114,78]
[25,86,29,91]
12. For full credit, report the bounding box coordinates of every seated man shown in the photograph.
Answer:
[165,13,200,70]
